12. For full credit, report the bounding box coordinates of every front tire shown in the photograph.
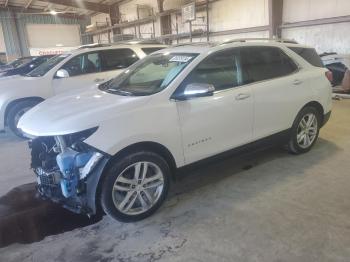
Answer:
[287,106,321,154]
[100,151,170,222]
[7,100,40,138]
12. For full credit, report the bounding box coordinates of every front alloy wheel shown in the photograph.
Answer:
[112,162,165,215]
[100,151,170,222]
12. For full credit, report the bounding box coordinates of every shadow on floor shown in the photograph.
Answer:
[0,138,339,248]
[0,184,102,248]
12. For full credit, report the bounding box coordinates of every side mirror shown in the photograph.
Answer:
[175,83,215,101]
[55,69,69,78]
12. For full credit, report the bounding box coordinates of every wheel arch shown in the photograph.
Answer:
[301,101,324,123]
[4,97,44,126]
[112,142,176,171]
[93,141,178,214]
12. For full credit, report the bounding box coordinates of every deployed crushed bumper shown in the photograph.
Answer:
[30,136,110,216]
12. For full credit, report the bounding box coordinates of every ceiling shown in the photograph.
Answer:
[0,0,125,17]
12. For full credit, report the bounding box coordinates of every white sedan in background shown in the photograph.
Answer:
[0,42,165,137]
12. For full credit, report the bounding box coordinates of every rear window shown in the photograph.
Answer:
[239,46,298,84]
[100,48,139,71]
[141,47,165,55]
[288,47,324,67]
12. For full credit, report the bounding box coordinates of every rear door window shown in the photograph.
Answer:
[288,47,324,67]
[239,46,298,84]
[100,48,139,71]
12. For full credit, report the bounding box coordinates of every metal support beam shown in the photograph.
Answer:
[42,0,111,13]
[158,25,270,41]
[281,15,350,28]
[268,0,283,38]
[157,0,167,36]
[206,0,209,42]
[210,25,270,37]
[109,3,121,35]
[25,0,34,9]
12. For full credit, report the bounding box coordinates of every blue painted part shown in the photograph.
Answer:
[75,152,94,168]
[56,149,93,198]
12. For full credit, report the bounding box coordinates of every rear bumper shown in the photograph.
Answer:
[321,111,331,127]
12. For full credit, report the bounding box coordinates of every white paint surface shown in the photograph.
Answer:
[283,0,350,23]
[209,0,269,31]
[26,24,81,48]
[282,22,350,54]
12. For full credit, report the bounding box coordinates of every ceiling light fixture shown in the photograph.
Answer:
[50,10,57,15]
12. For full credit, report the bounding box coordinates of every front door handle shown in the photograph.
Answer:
[235,93,251,100]
[293,79,303,85]
[94,78,105,83]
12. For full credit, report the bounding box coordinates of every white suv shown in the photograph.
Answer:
[0,42,166,137]
[18,40,332,222]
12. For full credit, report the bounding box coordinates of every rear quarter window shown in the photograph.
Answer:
[289,47,324,68]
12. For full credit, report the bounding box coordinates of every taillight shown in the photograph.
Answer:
[325,70,333,83]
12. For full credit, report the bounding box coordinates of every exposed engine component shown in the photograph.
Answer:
[29,129,107,215]
[57,148,94,198]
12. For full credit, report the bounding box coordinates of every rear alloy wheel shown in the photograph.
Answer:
[7,100,40,139]
[100,151,170,222]
[287,106,321,154]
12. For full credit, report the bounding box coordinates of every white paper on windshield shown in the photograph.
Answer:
[169,56,193,63]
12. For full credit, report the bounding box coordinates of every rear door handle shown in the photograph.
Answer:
[235,93,251,100]
[94,78,105,83]
[293,79,303,85]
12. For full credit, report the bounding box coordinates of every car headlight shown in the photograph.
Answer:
[63,126,99,150]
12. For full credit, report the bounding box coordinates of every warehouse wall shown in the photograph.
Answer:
[119,0,160,38]
[282,0,350,54]
[0,10,90,61]
[90,0,269,43]
[91,13,111,43]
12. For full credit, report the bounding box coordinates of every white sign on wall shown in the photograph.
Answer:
[26,24,81,49]
[182,2,196,22]
[29,47,76,56]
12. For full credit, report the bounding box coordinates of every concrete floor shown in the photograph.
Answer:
[1,100,350,262]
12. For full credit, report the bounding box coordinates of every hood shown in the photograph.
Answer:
[18,86,150,136]
[0,75,41,90]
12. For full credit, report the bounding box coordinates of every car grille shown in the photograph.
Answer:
[36,167,60,186]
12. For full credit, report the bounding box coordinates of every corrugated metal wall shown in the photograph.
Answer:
[0,10,91,59]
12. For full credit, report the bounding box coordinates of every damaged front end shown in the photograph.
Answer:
[29,127,109,216]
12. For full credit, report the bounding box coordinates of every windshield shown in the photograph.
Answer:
[27,54,70,77]
[99,53,197,96]
[9,57,34,68]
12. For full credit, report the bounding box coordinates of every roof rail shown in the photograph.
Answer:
[112,39,164,45]
[221,38,298,45]
[77,43,111,49]
[172,42,216,48]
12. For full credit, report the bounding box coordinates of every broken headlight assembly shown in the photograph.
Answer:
[32,126,105,203]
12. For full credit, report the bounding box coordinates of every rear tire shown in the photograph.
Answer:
[100,151,170,222]
[7,100,40,139]
[287,106,321,154]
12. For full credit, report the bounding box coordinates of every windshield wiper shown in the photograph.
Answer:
[109,89,133,96]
